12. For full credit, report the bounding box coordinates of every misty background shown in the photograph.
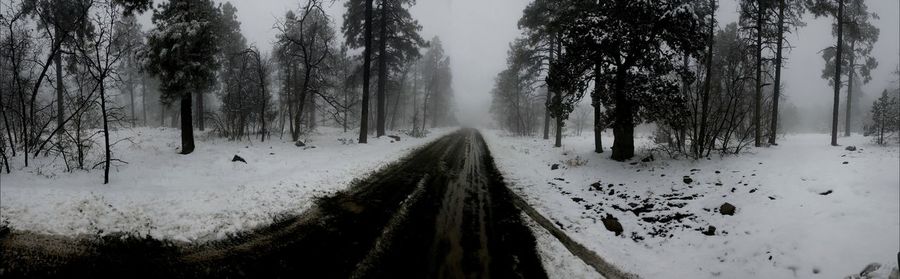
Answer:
[134,0,900,131]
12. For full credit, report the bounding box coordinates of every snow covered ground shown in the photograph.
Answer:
[484,130,900,279]
[0,127,452,242]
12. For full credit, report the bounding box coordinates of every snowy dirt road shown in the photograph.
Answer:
[0,129,548,278]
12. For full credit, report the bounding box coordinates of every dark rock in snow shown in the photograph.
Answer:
[294,140,306,147]
[388,135,401,141]
[820,190,833,195]
[551,164,560,170]
[641,155,654,162]
[720,202,736,216]
[571,197,584,203]
[231,155,247,164]
[859,263,882,277]
[602,214,624,236]
[683,176,693,184]
[845,146,857,151]
[702,225,716,236]
[842,161,849,165]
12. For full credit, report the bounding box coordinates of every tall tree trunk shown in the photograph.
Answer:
[611,68,634,161]
[830,0,844,146]
[0,87,15,157]
[544,41,555,140]
[754,0,764,147]
[699,0,716,155]
[55,27,64,140]
[845,38,855,137]
[376,0,388,137]
[593,60,604,153]
[770,0,785,145]
[554,109,562,147]
[543,89,551,140]
[180,93,195,154]
[130,76,136,127]
[359,0,374,143]
[99,82,111,184]
[260,66,267,142]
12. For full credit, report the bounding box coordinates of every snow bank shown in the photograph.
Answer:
[0,127,453,242]
[484,130,899,279]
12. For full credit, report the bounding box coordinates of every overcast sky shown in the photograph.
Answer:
[144,0,900,121]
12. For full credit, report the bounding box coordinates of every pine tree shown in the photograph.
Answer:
[556,0,705,161]
[144,0,221,155]
[819,0,878,137]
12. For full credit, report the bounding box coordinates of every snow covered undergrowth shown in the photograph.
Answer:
[0,127,453,242]
[484,130,900,279]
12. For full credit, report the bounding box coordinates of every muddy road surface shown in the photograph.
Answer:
[0,129,548,279]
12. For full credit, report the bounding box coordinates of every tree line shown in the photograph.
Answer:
[490,0,889,161]
[0,0,455,182]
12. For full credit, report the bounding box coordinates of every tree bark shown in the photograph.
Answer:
[100,82,111,184]
[754,0,763,147]
[376,0,388,137]
[55,26,64,139]
[845,38,855,137]
[129,75,136,127]
[593,61,603,153]
[359,0,374,144]
[180,93,195,154]
[831,0,844,146]
[770,0,785,145]
[555,110,563,148]
[699,0,716,155]
[611,68,634,161]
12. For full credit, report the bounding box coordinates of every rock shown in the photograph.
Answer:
[683,176,693,184]
[819,190,833,195]
[720,202,736,216]
[551,164,560,170]
[231,155,247,164]
[641,155,654,162]
[702,225,716,236]
[602,214,623,236]
[294,140,306,147]
[388,135,401,141]
[842,161,849,165]
[860,263,882,277]
[845,145,857,151]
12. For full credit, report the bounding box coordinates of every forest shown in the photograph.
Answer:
[0,0,454,183]
[0,0,898,278]
[489,0,900,160]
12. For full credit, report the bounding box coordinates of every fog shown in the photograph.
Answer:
[141,0,899,130]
